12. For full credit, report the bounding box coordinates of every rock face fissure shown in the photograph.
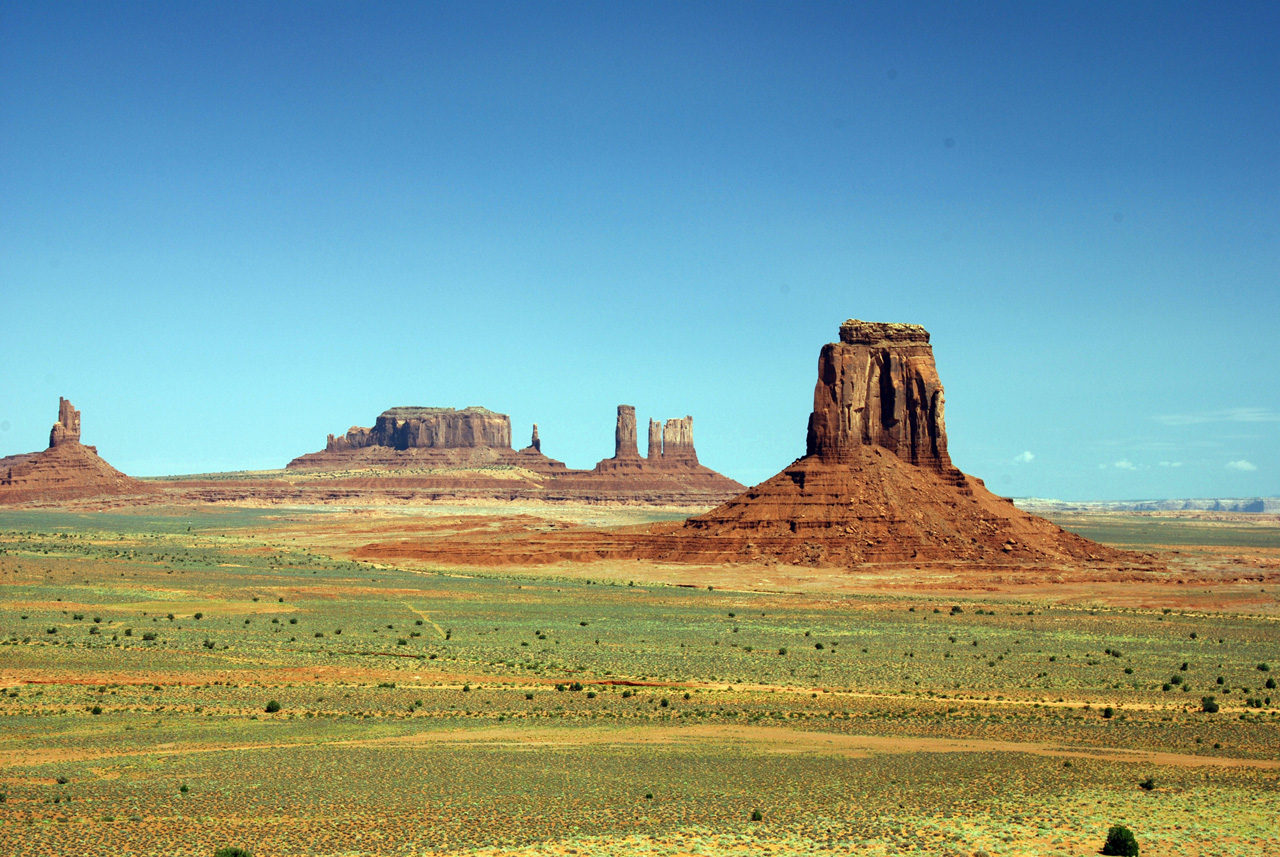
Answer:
[49,397,81,448]
[806,319,952,471]
[326,407,511,452]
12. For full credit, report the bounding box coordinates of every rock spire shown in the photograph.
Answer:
[49,397,81,448]
[613,405,640,459]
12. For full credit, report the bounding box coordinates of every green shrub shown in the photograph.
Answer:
[213,848,253,857]
[1201,696,1220,713]
[1101,824,1139,856]
[1139,776,1155,791]
[750,809,763,821]
[264,700,281,713]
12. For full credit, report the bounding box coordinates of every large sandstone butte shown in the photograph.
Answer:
[283,403,742,504]
[0,398,147,504]
[678,319,1121,564]
[287,406,565,473]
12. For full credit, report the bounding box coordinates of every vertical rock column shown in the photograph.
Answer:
[614,405,640,459]
[531,424,541,452]
[648,419,662,460]
[48,397,81,448]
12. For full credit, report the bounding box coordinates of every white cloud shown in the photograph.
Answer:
[1153,407,1280,426]
[1013,451,1034,464]
[1158,461,1183,468]
[1225,460,1258,472]
[1113,459,1138,471]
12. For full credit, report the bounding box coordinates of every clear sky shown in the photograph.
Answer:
[2,1,1276,501]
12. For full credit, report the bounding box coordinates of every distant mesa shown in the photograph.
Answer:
[285,403,742,504]
[0,398,147,504]
[287,406,566,474]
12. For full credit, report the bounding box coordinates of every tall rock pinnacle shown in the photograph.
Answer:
[648,419,662,460]
[614,405,639,459]
[530,423,541,453]
[49,397,81,448]
[805,320,952,470]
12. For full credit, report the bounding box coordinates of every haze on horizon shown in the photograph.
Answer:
[1,1,1276,502]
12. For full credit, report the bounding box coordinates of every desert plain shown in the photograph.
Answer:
[1,500,1277,857]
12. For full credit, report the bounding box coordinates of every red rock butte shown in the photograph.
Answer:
[0,398,147,504]
[678,319,1121,564]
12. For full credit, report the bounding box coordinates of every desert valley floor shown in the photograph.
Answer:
[0,502,1277,857]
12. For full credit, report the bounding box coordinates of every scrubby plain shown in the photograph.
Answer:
[1,506,1277,856]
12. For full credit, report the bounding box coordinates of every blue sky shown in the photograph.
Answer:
[2,1,1276,500]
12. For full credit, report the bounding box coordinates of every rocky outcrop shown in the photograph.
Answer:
[613,405,640,459]
[326,407,511,452]
[288,402,742,503]
[661,417,697,465]
[806,320,952,472]
[1,399,147,504]
[292,406,565,474]
[48,397,81,447]
[675,319,1128,565]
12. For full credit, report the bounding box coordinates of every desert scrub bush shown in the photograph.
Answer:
[1101,824,1139,856]
[1139,776,1155,791]
[265,700,281,713]
[1201,696,1220,713]
[214,848,253,857]
[750,809,763,821]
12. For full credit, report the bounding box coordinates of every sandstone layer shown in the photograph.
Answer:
[0,399,149,504]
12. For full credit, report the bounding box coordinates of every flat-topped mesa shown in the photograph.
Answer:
[49,397,81,448]
[326,406,511,452]
[613,405,640,460]
[661,416,698,465]
[805,318,952,471]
